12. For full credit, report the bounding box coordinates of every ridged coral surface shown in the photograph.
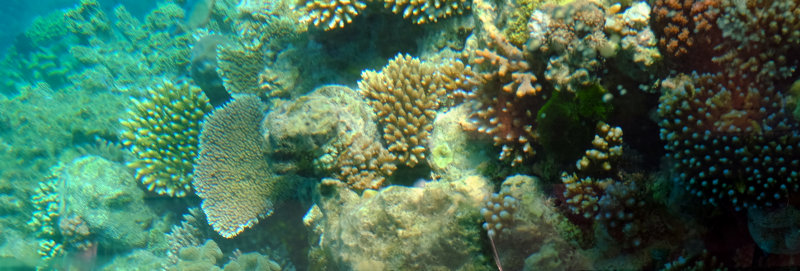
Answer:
[194,95,287,238]
[121,79,212,197]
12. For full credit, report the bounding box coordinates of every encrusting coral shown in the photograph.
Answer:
[359,53,476,168]
[121,79,212,197]
[193,95,294,238]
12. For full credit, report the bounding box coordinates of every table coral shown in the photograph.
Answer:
[359,54,474,167]
[657,72,800,209]
[194,95,293,238]
[121,79,212,197]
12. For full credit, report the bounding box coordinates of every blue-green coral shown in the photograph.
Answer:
[121,79,212,197]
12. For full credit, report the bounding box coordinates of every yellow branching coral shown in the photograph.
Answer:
[297,0,367,30]
[384,0,471,24]
[193,95,292,238]
[121,79,212,197]
[359,54,476,167]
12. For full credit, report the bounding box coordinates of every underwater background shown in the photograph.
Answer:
[1,0,799,269]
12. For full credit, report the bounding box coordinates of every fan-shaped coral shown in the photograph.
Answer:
[121,79,212,197]
[193,95,292,238]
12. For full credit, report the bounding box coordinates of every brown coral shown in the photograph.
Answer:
[359,54,473,167]
[652,0,721,68]
[193,95,289,238]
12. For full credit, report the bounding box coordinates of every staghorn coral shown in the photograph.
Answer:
[296,0,367,30]
[462,0,546,166]
[657,72,800,210]
[194,95,294,238]
[383,0,472,24]
[121,79,212,197]
[359,54,475,167]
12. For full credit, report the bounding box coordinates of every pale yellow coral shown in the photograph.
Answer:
[359,54,474,167]
[384,0,472,24]
[297,0,367,30]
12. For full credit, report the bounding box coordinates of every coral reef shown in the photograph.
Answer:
[359,54,475,167]
[263,85,396,190]
[296,0,367,30]
[167,208,207,264]
[383,0,472,24]
[483,175,589,270]
[713,0,800,85]
[121,79,212,197]
[651,0,721,67]
[305,176,492,270]
[463,0,544,166]
[194,95,294,238]
[427,104,493,181]
[29,156,161,269]
[0,82,126,180]
[657,72,800,209]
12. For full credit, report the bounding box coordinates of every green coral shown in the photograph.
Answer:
[504,0,541,47]
[26,11,70,45]
[121,79,212,197]
[536,83,612,164]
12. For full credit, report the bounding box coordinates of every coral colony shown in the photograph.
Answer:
[0,0,797,269]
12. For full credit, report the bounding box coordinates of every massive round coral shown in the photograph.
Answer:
[121,79,212,197]
[658,72,800,210]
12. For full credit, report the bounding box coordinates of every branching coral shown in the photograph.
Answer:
[383,0,472,24]
[657,72,800,209]
[359,54,474,167]
[28,169,63,268]
[167,208,207,264]
[713,0,800,85]
[121,79,212,197]
[296,0,367,30]
[194,95,293,238]
[464,0,544,166]
[560,123,650,247]
[651,0,721,67]
[526,0,611,92]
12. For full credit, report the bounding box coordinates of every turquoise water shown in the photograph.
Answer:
[1,0,799,269]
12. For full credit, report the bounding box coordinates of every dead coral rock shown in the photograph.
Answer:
[58,155,158,252]
[305,176,492,270]
[262,85,395,190]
